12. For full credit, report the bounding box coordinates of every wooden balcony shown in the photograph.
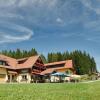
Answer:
[34,65,46,71]
[32,69,41,73]
[35,62,46,68]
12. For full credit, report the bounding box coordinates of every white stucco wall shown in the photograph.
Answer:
[17,73,31,83]
[50,76,60,82]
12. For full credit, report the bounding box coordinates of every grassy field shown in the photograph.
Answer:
[0,81,100,100]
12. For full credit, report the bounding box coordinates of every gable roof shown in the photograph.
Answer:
[17,57,28,61]
[44,60,73,69]
[41,60,73,75]
[44,61,66,66]
[16,55,40,69]
[0,54,73,71]
[64,60,73,68]
[41,67,73,75]
[0,54,17,68]
[41,68,56,75]
[0,54,40,69]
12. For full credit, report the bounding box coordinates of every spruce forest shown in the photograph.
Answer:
[0,48,97,75]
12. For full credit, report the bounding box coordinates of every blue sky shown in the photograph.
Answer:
[0,0,100,71]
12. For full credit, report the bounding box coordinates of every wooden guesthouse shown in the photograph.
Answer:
[0,54,75,83]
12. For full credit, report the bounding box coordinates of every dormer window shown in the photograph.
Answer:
[18,59,28,64]
[0,60,6,66]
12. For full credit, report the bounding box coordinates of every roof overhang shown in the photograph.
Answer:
[8,71,17,74]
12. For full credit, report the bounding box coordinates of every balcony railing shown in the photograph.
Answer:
[32,69,41,73]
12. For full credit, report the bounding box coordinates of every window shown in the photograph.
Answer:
[47,64,64,69]
[0,61,3,65]
[18,59,28,64]
[0,60,6,66]
[22,75,27,80]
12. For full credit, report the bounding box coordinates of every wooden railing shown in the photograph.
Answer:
[32,69,41,73]
[35,62,46,69]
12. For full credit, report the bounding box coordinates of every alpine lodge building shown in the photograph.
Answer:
[0,54,75,83]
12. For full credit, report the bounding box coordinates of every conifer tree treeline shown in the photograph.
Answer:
[46,50,97,75]
[0,49,97,75]
[0,48,38,59]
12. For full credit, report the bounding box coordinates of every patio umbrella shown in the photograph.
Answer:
[51,72,68,82]
[51,72,67,77]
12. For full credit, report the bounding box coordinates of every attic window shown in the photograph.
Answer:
[18,59,28,64]
[46,64,64,68]
[0,60,6,66]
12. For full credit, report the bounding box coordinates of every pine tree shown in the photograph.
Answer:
[0,48,97,75]
[15,49,23,59]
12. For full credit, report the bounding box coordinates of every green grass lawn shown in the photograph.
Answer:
[0,81,100,100]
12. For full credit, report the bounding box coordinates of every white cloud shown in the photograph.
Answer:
[0,13,23,19]
[0,0,16,7]
[0,32,33,44]
[0,23,34,44]
[56,18,63,24]
[17,0,57,8]
[3,33,32,42]
[81,0,100,15]
[87,36,100,43]
[17,0,29,7]
[0,0,100,44]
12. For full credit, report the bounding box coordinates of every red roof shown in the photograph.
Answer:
[44,60,73,69]
[0,54,17,68]
[0,54,40,69]
[16,55,40,69]
[64,60,73,68]
[44,61,66,66]
[0,55,73,72]
[41,68,56,75]
[41,60,73,75]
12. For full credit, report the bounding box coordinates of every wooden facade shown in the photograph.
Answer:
[42,60,74,75]
[0,66,7,83]
[0,55,45,83]
[0,54,74,83]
